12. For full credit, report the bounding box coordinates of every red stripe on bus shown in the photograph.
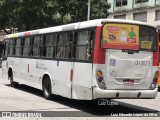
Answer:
[93,26,105,64]
[153,32,159,66]
[102,44,139,50]
[153,51,159,66]
[70,69,73,81]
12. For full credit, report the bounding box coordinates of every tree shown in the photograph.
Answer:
[0,0,20,34]
[68,0,88,23]
[16,0,47,30]
[0,0,110,33]
[0,0,58,32]
[91,0,110,19]
[52,0,110,24]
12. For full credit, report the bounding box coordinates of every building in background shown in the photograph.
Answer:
[108,0,160,27]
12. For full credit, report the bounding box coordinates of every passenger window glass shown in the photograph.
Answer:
[15,38,21,56]
[42,34,57,58]
[75,30,94,61]
[33,36,41,57]
[8,39,15,56]
[23,37,30,56]
[56,33,72,59]
[3,39,9,57]
[46,35,54,58]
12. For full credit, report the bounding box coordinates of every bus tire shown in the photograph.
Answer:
[9,72,19,88]
[43,77,52,100]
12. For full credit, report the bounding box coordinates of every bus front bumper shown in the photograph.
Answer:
[93,87,158,99]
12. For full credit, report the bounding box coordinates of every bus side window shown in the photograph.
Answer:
[5,43,8,57]
[46,34,53,58]
[53,34,57,58]
[75,31,88,60]
[12,39,16,56]
[87,30,95,61]
[21,38,25,56]
[8,39,11,56]
[15,38,21,56]
[56,33,66,58]
[8,39,14,56]
[3,40,9,58]
[75,30,94,61]
[23,37,30,56]
[42,35,46,57]
[65,33,73,58]
[45,34,57,58]
[30,37,34,56]
[56,32,73,59]
[73,32,78,59]
[33,36,41,57]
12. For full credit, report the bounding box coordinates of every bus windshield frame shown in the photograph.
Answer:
[101,23,158,52]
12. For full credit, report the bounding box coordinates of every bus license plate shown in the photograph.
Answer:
[123,80,134,85]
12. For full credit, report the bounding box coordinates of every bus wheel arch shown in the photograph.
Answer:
[42,74,53,100]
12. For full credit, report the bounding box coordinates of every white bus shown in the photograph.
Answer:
[2,19,159,100]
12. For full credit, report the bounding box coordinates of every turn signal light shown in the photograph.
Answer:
[150,71,158,90]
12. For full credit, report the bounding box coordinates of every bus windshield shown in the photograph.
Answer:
[101,23,157,51]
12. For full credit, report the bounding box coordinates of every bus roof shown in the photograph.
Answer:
[5,19,156,39]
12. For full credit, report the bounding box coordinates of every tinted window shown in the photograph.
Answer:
[15,38,21,56]
[139,26,157,51]
[75,30,94,61]
[56,33,73,59]
[33,36,41,57]
[46,34,57,58]
[23,37,30,56]
[8,39,15,56]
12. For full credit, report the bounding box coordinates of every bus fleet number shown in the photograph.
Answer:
[135,60,150,66]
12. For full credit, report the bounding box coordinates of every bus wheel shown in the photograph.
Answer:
[9,72,19,88]
[43,77,52,100]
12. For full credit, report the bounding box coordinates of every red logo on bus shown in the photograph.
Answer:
[127,38,136,43]
[106,26,119,31]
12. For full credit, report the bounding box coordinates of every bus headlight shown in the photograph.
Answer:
[150,71,159,90]
[96,70,106,89]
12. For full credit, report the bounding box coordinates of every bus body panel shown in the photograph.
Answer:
[50,61,73,98]
[92,63,158,99]
[3,57,73,99]
[2,61,8,79]
[93,87,158,99]
[72,62,93,100]
[105,49,156,90]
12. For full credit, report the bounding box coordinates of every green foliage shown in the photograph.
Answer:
[91,0,111,19]
[0,0,20,33]
[0,0,110,33]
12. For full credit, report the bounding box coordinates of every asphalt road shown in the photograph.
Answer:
[0,69,160,120]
